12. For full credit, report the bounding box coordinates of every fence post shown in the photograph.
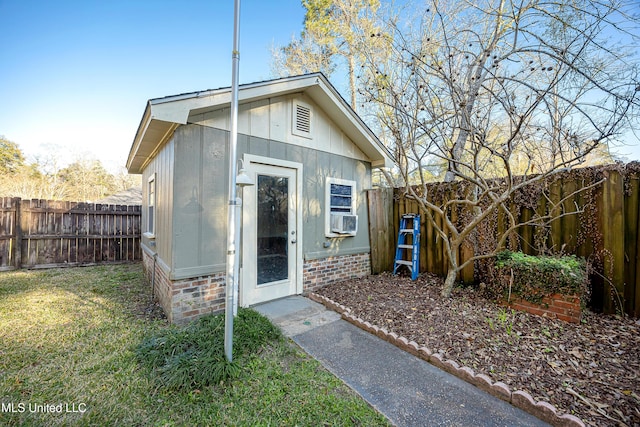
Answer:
[13,198,22,269]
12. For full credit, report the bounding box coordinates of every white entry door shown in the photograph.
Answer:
[241,159,301,306]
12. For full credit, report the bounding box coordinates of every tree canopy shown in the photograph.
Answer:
[274,0,640,296]
[272,0,382,110]
[0,136,25,175]
[0,138,140,202]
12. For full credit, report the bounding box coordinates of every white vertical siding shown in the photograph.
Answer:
[187,94,367,162]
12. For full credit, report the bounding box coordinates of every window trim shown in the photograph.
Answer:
[325,177,357,237]
[145,173,156,239]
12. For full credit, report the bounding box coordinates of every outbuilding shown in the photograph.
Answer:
[127,73,392,324]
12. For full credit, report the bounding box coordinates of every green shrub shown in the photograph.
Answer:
[136,308,282,390]
[494,250,589,305]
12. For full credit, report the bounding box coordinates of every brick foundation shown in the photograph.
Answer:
[143,249,371,324]
[143,250,226,324]
[504,293,582,323]
[303,252,371,294]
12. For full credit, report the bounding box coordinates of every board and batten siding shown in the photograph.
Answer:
[139,92,374,281]
[164,133,371,280]
[187,93,368,164]
[237,135,371,260]
[141,137,174,272]
[301,148,370,259]
[171,125,229,279]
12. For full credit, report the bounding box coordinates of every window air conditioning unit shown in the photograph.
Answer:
[331,213,358,234]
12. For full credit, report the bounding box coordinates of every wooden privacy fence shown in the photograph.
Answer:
[367,163,640,317]
[0,197,141,271]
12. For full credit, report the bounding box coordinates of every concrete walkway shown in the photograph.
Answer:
[254,295,549,427]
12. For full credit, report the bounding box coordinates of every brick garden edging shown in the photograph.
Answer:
[309,292,586,427]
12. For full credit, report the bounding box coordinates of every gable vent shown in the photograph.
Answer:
[293,102,312,138]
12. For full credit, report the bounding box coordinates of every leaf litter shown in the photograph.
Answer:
[316,272,640,427]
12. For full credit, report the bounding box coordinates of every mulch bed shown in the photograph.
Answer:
[315,272,640,427]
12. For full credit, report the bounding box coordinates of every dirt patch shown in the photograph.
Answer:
[315,272,640,427]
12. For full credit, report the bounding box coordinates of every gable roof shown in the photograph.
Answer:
[126,73,393,174]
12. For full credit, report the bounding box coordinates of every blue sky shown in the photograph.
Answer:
[0,0,305,172]
[1,0,639,173]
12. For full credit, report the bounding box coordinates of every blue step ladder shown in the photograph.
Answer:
[393,214,421,280]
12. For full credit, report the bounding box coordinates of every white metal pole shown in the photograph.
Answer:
[233,194,241,318]
[224,0,241,363]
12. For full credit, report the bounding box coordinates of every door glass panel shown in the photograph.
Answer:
[257,175,289,285]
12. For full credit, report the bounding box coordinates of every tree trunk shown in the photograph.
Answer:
[442,268,458,298]
[441,243,460,297]
[348,54,357,110]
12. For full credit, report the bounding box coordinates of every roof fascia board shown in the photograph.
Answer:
[126,102,152,172]
[150,75,322,123]
[311,76,394,168]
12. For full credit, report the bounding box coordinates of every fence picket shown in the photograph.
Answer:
[625,177,639,316]
[635,199,640,318]
[0,197,141,269]
[368,164,640,317]
[601,170,625,313]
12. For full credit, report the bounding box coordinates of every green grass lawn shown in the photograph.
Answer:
[0,264,389,426]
